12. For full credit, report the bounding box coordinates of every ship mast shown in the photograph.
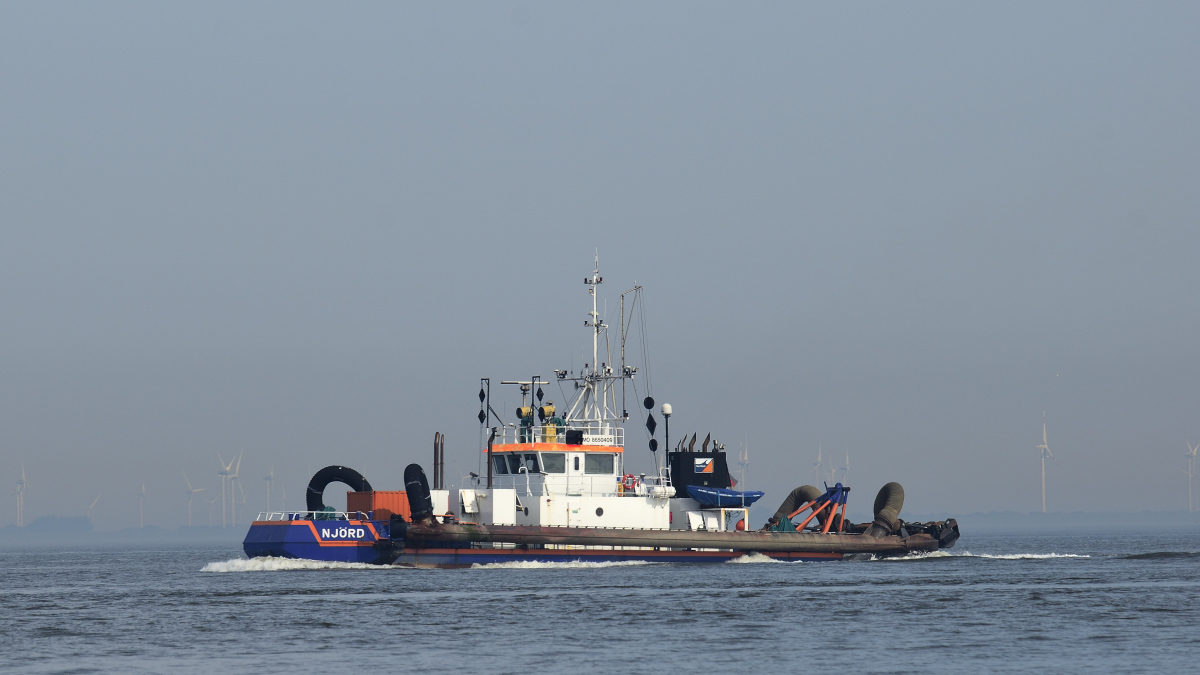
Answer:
[561,253,638,429]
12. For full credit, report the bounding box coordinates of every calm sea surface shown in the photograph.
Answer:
[2,532,1198,674]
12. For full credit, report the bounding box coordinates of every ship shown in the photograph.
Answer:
[244,259,960,566]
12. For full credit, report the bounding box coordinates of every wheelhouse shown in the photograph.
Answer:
[485,424,625,497]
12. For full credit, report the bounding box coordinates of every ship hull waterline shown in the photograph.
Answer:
[392,521,941,567]
[393,547,845,568]
[243,520,951,567]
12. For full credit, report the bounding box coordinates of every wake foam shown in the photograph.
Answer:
[469,560,652,570]
[872,550,1089,562]
[726,552,787,564]
[201,557,388,572]
[970,552,1089,560]
[872,550,954,561]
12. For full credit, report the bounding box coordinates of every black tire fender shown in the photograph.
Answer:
[306,466,373,512]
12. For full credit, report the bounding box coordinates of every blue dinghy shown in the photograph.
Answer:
[686,486,765,507]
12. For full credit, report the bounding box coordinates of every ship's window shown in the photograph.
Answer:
[585,453,614,475]
[541,453,566,473]
[573,456,580,471]
[492,455,508,475]
[506,454,522,474]
[523,454,540,473]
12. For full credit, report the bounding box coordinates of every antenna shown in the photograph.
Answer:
[1035,412,1053,513]
[618,283,643,420]
[737,441,750,489]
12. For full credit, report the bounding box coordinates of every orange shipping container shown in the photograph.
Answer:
[346,491,411,521]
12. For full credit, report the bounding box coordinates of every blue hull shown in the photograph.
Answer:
[243,520,398,565]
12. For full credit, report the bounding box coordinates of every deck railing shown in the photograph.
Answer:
[490,425,624,446]
[255,511,370,521]
[485,474,624,497]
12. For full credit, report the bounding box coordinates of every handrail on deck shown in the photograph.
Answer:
[491,425,625,446]
[255,510,372,522]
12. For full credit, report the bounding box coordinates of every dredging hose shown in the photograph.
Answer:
[306,465,373,512]
[864,482,905,538]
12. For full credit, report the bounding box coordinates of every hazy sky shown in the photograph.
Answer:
[2,2,1198,528]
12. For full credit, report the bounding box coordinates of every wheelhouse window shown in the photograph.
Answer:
[522,454,540,473]
[492,455,508,474]
[541,453,566,473]
[506,454,522,474]
[584,453,614,475]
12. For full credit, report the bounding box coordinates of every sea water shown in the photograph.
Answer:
[2,532,1198,673]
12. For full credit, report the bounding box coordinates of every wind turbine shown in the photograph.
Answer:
[229,453,244,526]
[204,494,219,527]
[234,479,247,524]
[137,483,146,528]
[14,465,29,528]
[837,452,850,483]
[87,495,100,522]
[812,443,823,483]
[1035,412,1053,513]
[264,468,275,512]
[217,454,236,527]
[183,471,205,527]
[1185,441,1198,513]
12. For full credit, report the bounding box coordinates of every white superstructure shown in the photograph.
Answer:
[454,257,747,533]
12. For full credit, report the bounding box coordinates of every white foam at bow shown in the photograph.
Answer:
[201,557,388,572]
[726,552,789,563]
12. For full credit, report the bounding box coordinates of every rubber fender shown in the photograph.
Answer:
[769,485,825,524]
[872,482,905,532]
[404,463,434,523]
[306,466,373,512]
